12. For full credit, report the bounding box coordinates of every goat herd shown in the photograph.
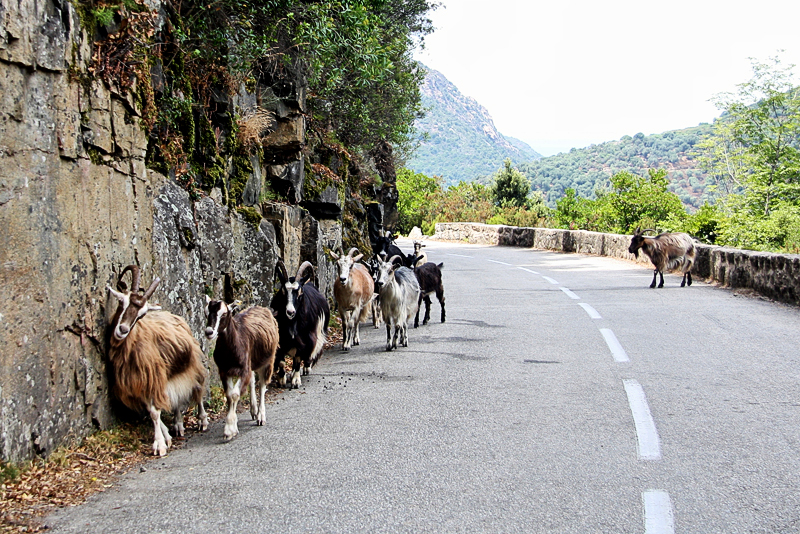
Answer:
[106,227,694,457]
[105,236,445,456]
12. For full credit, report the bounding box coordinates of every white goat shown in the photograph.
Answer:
[374,254,421,351]
[107,265,209,456]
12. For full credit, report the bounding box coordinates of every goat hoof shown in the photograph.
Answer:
[153,442,167,457]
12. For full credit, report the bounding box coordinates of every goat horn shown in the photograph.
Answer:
[142,277,160,299]
[118,265,141,293]
[275,260,289,283]
[346,247,360,259]
[387,255,403,266]
[642,228,657,235]
[296,261,314,281]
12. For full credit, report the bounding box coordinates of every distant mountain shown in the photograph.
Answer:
[407,66,542,186]
[518,125,715,209]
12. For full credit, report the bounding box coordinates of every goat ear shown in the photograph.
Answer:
[146,303,162,311]
[230,300,242,314]
[205,295,211,305]
[329,250,340,260]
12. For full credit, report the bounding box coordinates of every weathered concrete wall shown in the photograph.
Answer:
[0,0,345,462]
[433,222,800,306]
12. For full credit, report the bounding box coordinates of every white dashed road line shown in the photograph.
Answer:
[517,267,540,275]
[578,303,602,319]
[542,276,559,285]
[599,328,629,362]
[560,287,580,299]
[643,490,675,534]
[487,259,512,266]
[623,379,662,460]
[447,253,473,258]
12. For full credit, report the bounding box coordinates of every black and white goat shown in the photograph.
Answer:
[374,255,421,351]
[373,230,403,260]
[331,248,375,351]
[413,261,445,328]
[406,241,427,268]
[204,298,279,440]
[628,227,696,288]
[107,265,208,456]
[272,260,330,388]
[365,256,383,328]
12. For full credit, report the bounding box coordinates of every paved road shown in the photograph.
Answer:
[47,240,800,533]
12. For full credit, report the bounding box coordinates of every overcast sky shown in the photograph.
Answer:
[413,0,800,156]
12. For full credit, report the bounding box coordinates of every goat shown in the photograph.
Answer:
[413,261,445,328]
[407,241,428,268]
[628,227,696,288]
[331,248,375,351]
[204,298,279,440]
[365,256,383,328]
[374,255,421,351]
[272,260,330,388]
[373,230,403,261]
[106,265,208,456]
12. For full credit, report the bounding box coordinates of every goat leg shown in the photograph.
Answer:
[223,376,241,440]
[423,295,432,325]
[687,271,693,286]
[193,384,209,432]
[439,292,446,323]
[650,270,658,289]
[658,271,665,288]
[148,404,169,457]
[249,370,258,420]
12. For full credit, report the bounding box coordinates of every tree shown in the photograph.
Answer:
[597,169,686,233]
[491,159,531,208]
[700,55,800,216]
[396,168,441,233]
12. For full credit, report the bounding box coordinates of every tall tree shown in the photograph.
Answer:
[699,55,800,216]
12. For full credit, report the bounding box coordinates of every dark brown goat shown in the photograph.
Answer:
[628,228,696,288]
[413,261,445,327]
[107,265,208,456]
[205,299,279,440]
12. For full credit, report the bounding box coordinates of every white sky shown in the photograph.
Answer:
[413,0,800,156]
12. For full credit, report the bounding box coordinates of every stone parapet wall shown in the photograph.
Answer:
[432,222,800,305]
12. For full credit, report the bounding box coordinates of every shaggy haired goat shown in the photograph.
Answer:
[628,227,696,288]
[375,255,421,351]
[272,260,330,388]
[204,298,279,440]
[413,261,445,328]
[107,266,208,456]
[331,248,375,351]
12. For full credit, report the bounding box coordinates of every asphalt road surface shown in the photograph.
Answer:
[47,239,800,533]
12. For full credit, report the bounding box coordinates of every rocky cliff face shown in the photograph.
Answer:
[0,0,390,462]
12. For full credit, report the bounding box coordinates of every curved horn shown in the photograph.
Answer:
[641,228,657,235]
[142,277,160,299]
[296,261,314,281]
[387,255,403,267]
[346,247,360,259]
[118,265,141,293]
[275,260,289,284]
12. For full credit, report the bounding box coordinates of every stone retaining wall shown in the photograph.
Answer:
[432,222,800,305]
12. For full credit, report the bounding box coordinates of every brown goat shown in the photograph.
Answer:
[107,266,208,456]
[332,248,375,351]
[205,299,279,440]
[628,228,696,288]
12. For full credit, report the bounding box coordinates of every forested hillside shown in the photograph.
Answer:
[518,125,714,208]
[407,67,542,185]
